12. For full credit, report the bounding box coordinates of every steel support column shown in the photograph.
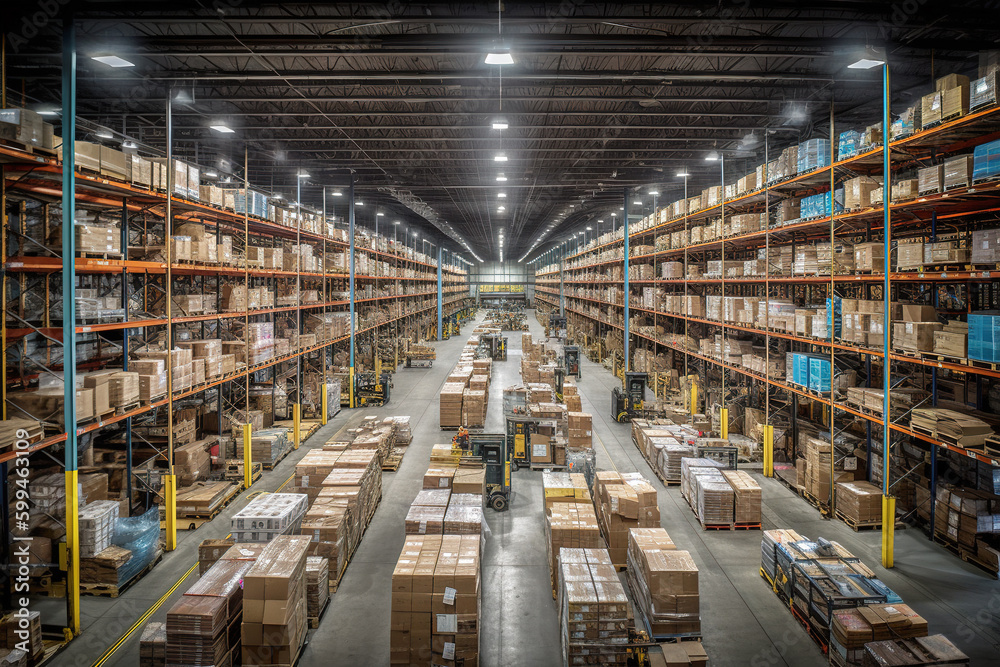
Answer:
[623,187,630,376]
[61,13,81,637]
[437,246,443,341]
[349,176,356,408]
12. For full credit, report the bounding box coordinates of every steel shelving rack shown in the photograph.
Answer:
[0,139,469,645]
[537,102,1000,571]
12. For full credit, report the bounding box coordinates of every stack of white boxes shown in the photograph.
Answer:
[231,493,309,542]
[78,500,120,557]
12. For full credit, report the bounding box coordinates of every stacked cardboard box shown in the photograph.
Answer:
[863,636,968,667]
[240,535,310,666]
[934,320,969,358]
[830,603,928,665]
[721,470,762,525]
[78,500,119,558]
[390,535,480,667]
[198,538,235,576]
[544,500,603,593]
[405,489,451,535]
[835,481,883,525]
[231,493,308,542]
[558,548,631,666]
[305,556,330,620]
[164,591,230,666]
[566,412,593,450]
[461,389,487,428]
[439,383,465,428]
[593,471,660,566]
[452,468,485,495]
[139,621,166,667]
[626,528,700,637]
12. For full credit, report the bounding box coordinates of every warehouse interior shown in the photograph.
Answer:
[2,2,1000,666]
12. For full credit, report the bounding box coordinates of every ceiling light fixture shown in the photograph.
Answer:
[705,150,719,162]
[492,121,509,130]
[356,201,364,206]
[273,193,283,200]
[204,169,218,178]
[676,171,690,177]
[210,124,235,134]
[494,153,508,162]
[648,189,659,195]
[496,174,507,182]
[848,46,885,70]
[377,212,386,217]
[498,206,506,212]
[485,51,514,65]
[91,55,135,68]
[95,129,114,139]
[498,192,507,198]
[38,108,59,117]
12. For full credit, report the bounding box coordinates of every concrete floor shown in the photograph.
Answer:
[50,310,1000,667]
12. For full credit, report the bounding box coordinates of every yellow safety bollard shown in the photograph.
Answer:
[720,407,729,440]
[763,424,774,478]
[881,495,895,568]
[243,423,253,490]
[164,473,177,552]
[321,384,328,426]
[690,383,698,418]
[293,404,301,450]
[64,469,81,634]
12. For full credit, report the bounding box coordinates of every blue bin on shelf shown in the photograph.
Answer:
[808,356,831,393]
[973,139,1000,182]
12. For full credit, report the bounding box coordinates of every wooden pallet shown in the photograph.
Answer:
[114,400,141,416]
[835,510,882,531]
[164,482,242,530]
[308,597,331,629]
[933,534,1000,578]
[80,554,162,598]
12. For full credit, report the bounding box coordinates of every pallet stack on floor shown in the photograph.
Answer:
[390,435,484,666]
[680,458,762,529]
[759,528,969,664]
[439,333,493,430]
[625,528,702,641]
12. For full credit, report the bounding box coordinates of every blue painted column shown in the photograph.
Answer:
[61,13,81,636]
[623,187,630,374]
[437,246,443,340]
[348,176,356,407]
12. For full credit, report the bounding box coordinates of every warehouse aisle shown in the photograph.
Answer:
[557,311,1000,665]
[306,318,488,665]
[479,322,562,667]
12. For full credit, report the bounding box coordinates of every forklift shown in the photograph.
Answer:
[547,315,567,338]
[563,345,581,379]
[505,414,562,470]
[480,333,508,361]
[451,429,512,511]
[352,370,392,407]
[611,371,649,422]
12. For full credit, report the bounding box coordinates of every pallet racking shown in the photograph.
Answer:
[536,97,1000,573]
[0,129,470,644]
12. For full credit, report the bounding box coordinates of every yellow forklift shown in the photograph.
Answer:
[451,429,512,511]
[611,371,649,422]
[505,415,566,470]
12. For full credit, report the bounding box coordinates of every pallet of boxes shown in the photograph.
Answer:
[542,472,603,597]
[626,528,705,652]
[759,528,969,665]
[292,441,383,591]
[680,457,762,529]
[593,471,660,568]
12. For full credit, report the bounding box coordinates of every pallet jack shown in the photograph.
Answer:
[611,371,650,423]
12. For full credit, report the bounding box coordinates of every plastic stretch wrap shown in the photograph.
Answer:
[112,507,161,584]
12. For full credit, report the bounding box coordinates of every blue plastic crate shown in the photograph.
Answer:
[973,139,1000,182]
[808,357,831,393]
[837,130,861,161]
[792,353,810,387]
[826,297,842,338]
[969,313,1000,362]
[798,138,831,174]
